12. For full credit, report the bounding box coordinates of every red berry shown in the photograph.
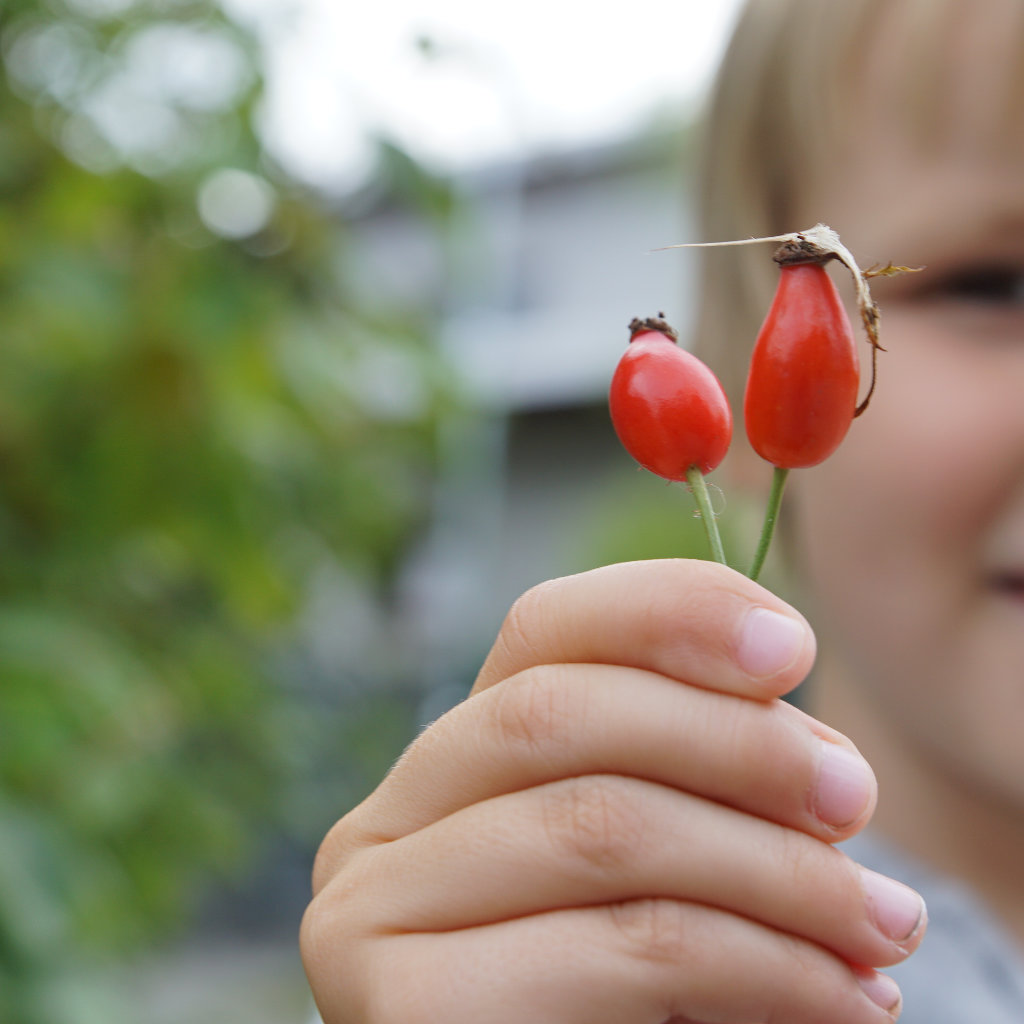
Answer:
[610,318,733,480]
[744,262,859,468]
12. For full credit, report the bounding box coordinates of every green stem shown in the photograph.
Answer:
[685,466,727,566]
[749,466,790,581]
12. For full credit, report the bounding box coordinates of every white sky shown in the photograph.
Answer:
[228,0,745,192]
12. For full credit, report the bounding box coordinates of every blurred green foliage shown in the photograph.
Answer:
[575,449,798,594]
[0,1,452,1020]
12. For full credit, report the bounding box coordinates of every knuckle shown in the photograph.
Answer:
[779,829,860,920]
[311,810,363,894]
[496,578,562,659]
[541,775,644,873]
[608,898,694,967]
[760,933,851,1024]
[300,886,377,1024]
[304,845,379,965]
[489,666,578,760]
[299,891,344,982]
[778,825,826,892]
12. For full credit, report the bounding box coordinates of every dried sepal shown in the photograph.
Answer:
[863,262,925,278]
[656,223,921,417]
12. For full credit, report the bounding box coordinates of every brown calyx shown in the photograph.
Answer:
[628,313,679,341]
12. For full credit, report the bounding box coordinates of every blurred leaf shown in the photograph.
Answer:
[0,1,457,1021]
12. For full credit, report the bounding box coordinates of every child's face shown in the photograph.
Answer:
[786,27,1024,811]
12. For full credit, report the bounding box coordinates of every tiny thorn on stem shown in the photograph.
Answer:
[685,466,728,566]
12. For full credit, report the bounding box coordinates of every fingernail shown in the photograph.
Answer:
[860,867,927,944]
[857,969,902,1014]
[736,607,807,678]
[814,742,874,828]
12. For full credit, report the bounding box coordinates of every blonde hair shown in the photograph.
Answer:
[691,0,1024,404]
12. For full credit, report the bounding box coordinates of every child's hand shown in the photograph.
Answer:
[301,559,924,1023]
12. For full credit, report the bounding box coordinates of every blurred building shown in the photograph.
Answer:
[355,127,702,718]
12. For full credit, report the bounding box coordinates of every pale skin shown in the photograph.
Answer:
[798,166,1024,950]
[784,4,1024,952]
[301,560,924,1023]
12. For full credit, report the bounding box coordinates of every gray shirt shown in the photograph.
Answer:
[842,832,1024,1022]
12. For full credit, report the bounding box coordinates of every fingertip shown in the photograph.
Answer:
[813,740,878,833]
[855,967,903,1017]
[735,605,816,686]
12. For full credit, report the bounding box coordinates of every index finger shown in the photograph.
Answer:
[473,559,816,701]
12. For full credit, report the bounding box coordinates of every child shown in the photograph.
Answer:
[301,0,1024,1020]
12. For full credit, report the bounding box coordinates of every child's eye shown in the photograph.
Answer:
[932,265,1024,306]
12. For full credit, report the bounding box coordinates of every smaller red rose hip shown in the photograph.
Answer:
[609,315,733,481]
